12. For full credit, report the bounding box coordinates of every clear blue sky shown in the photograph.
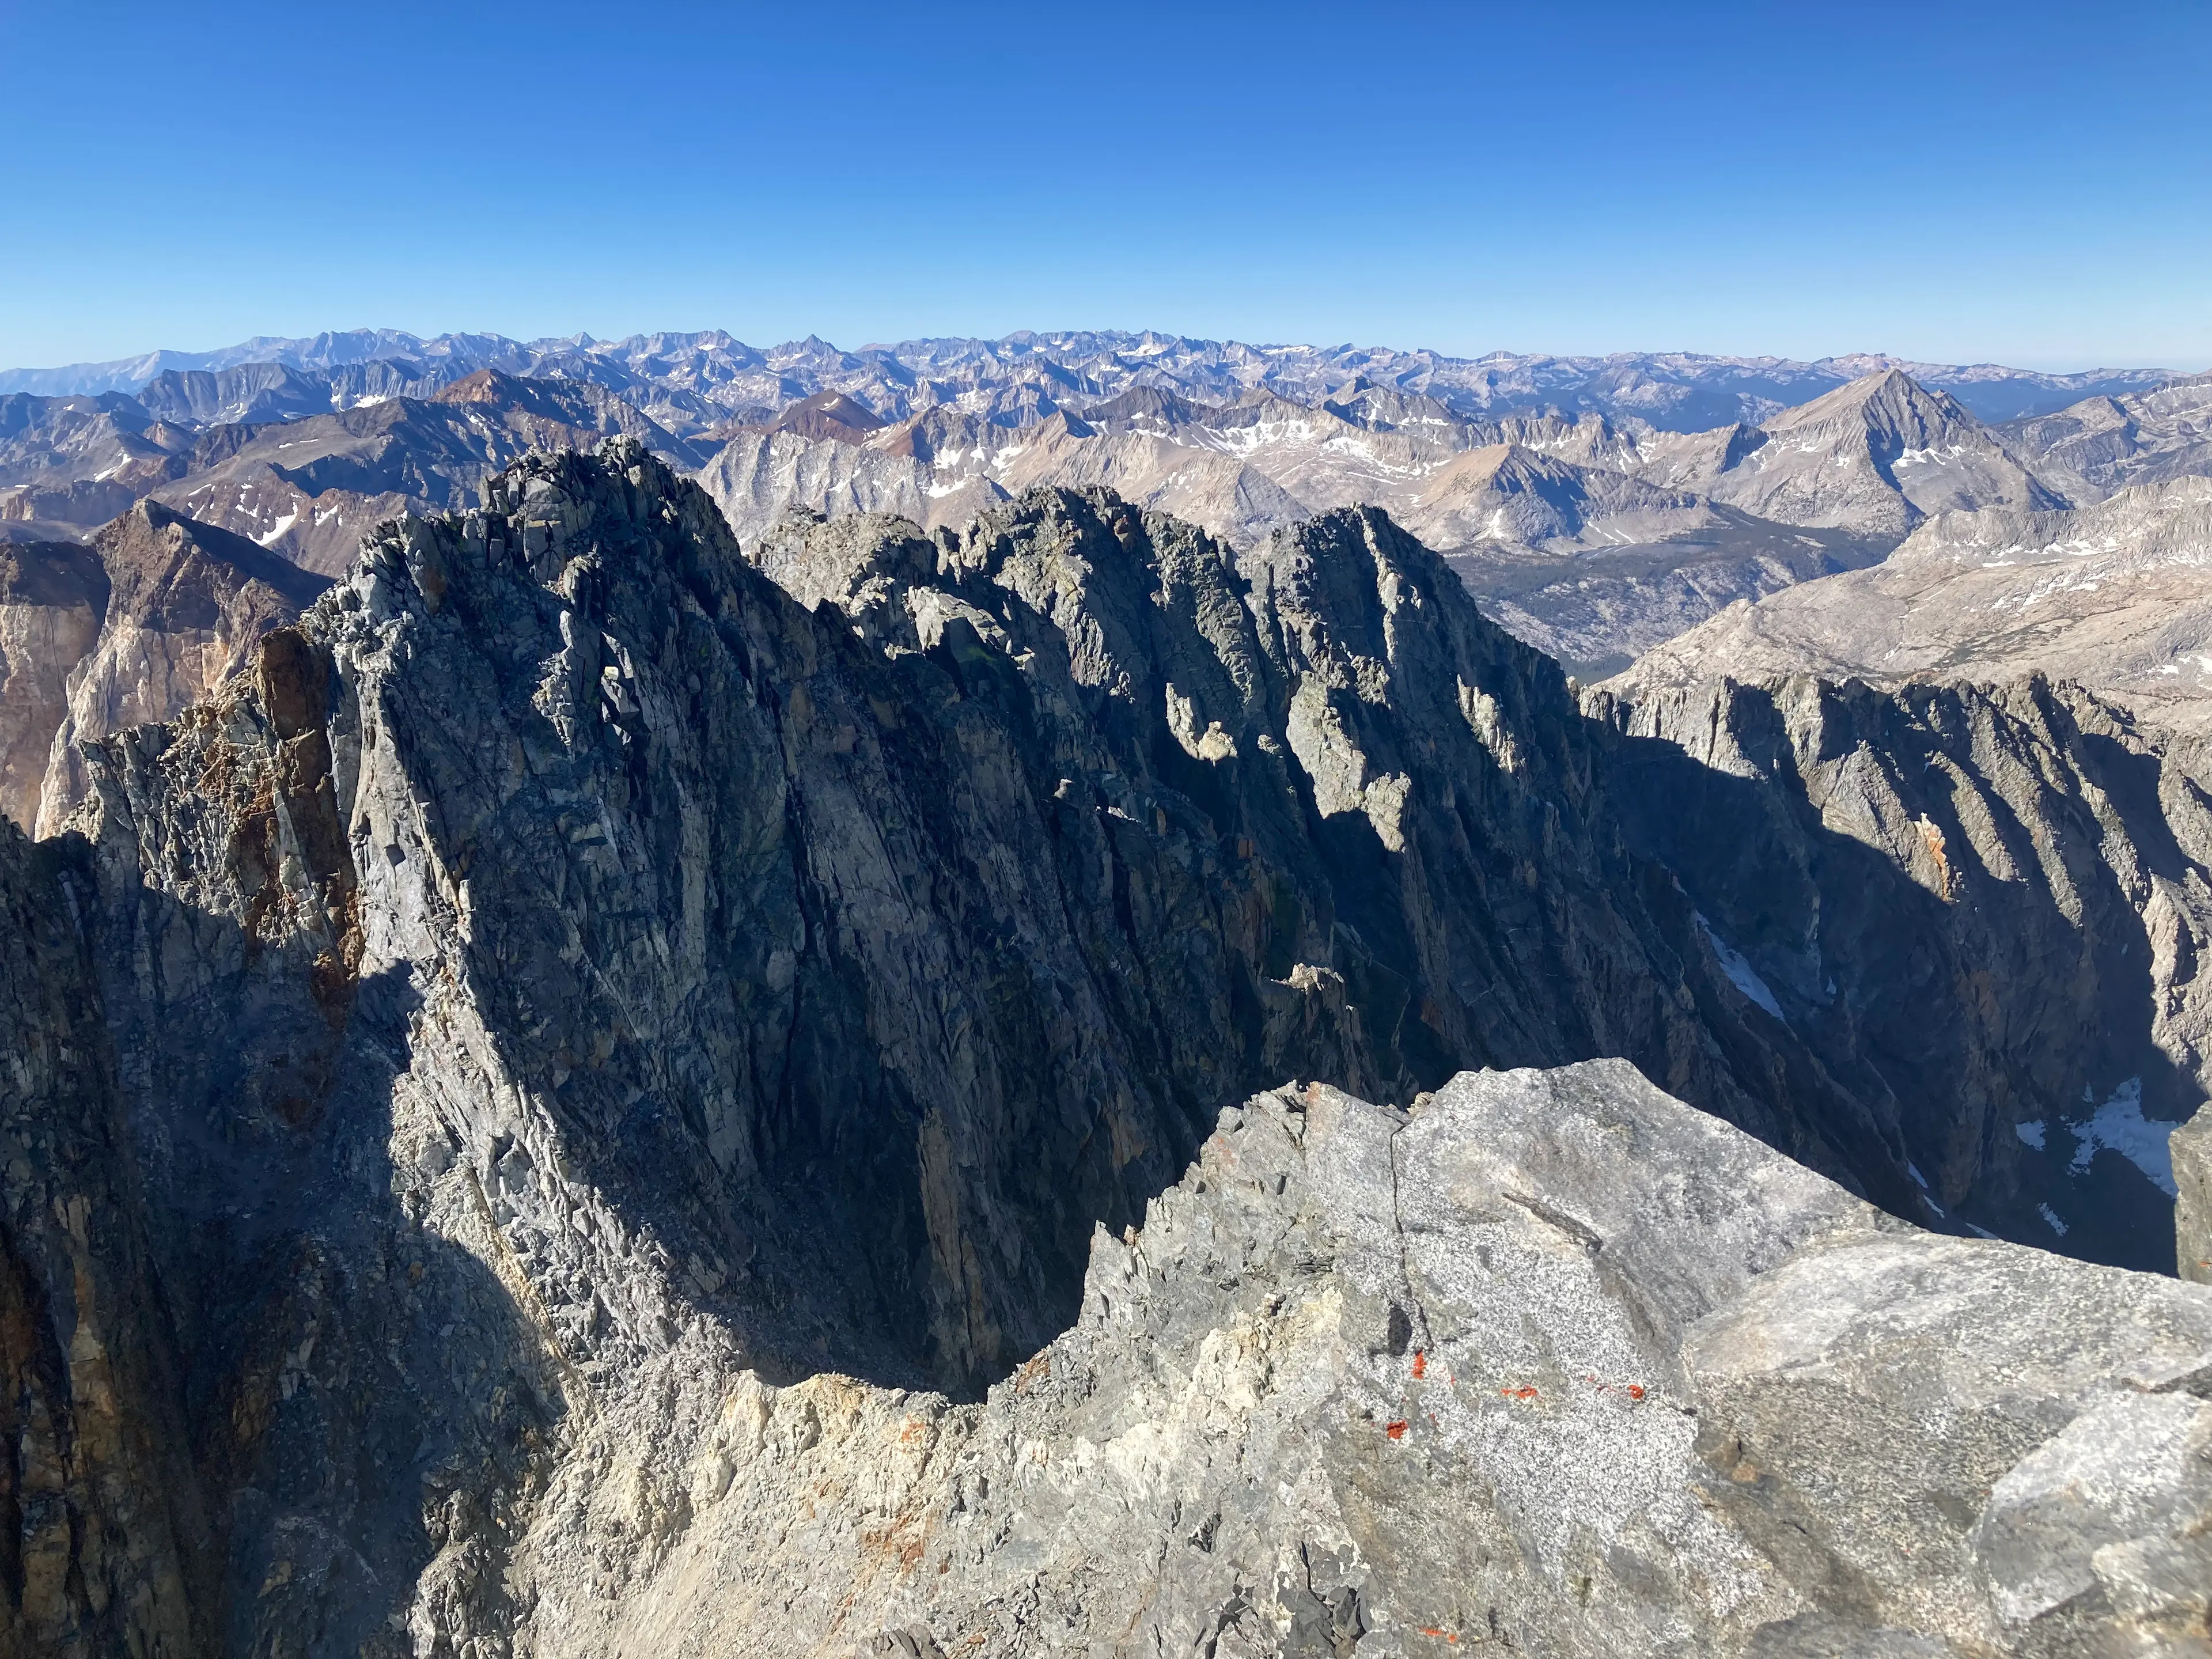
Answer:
[2,1,2206,371]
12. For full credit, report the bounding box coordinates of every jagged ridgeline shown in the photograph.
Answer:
[4,439,2210,1654]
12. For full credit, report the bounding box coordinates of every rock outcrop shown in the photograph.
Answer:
[6,440,2212,1655]
[0,506,327,834]
[664,1059,2205,1659]
[0,539,107,827]
[27,500,329,834]
[2180,1109,2212,1283]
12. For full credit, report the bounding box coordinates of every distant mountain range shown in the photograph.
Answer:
[3,328,2209,692]
[1,327,2187,427]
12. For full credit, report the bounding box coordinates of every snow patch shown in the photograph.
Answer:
[2014,1119,2046,1150]
[1694,913,1783,1020]
[1907,1162,1946,1217]
[2038,1203,2070,1237]
[2066,1077,2177,1195]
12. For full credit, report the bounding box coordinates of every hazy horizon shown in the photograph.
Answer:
[2,323,2202,384]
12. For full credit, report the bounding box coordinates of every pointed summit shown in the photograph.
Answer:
[1769,368,1977,449]
[1668,369,2058,536]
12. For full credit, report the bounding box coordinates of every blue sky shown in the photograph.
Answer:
[1,1,2206,371]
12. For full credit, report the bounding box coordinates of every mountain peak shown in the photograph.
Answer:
[430,366,531,404]
[1768,367,1964,433]
[765,389,885,443]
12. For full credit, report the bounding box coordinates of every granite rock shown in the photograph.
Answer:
[6,441,2211,1654]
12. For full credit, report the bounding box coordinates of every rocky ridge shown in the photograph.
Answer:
[699,369,2060,673]
[5,442,2212,1654]
[694,369,2043,565]
[14,327,2205,679]
[148,378,704,573]
[2005,372,2212,504]
[1635,370,2062,539]
[1608,478,2212,726]
[0,391,195,538]
[577,1060,2212,1659]
[36,501,331,832]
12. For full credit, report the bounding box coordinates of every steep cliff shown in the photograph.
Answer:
[0,827,213,1659]
[5,441,2209,1654]
[1591,673,2212,1271]
[0,539,106,828]
[31,501,329,835]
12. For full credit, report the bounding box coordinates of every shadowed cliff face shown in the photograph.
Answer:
[65,445,1847,1408]
[1594,676,2212,1271]
[0,830,211,1659]
[4,440,2209,1654]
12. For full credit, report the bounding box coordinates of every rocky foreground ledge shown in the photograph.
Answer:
[505,1059,2208,1659]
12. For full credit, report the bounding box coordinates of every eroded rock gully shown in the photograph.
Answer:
[3,440,2209,1656]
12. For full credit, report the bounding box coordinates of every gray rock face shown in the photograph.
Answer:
[191,1052,2212,1658]
[25,499,329,835]
[0,538,107,827]
[0,505,328,834]
[2180,1108,2212,1283]
[0,827,216,1659]
[1591,671,2212,1271]
[6,441,2211,1656]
